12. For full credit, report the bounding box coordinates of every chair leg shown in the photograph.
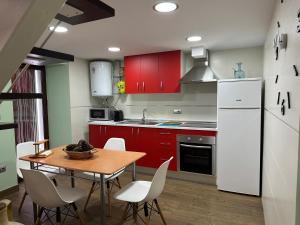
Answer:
[34,207,44,225]
[18,192,27,212]
[133,203,138,222]
[71,203,85,225]
[154,199,167,225]
[56,207,61,225]
[106,181,112,217]
[84,181,96,212]
[52,178,58,186]
[144,202,150,225]
[116,177,122,189]
[119,202,130,225]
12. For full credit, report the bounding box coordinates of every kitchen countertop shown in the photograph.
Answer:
[88,120,218,131]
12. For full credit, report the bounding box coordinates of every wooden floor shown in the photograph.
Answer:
[3,172,265,225]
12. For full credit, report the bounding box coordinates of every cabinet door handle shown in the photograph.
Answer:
[160,142,171,146]
[137,128,140,135]
[131,128,134,135]
[99,126,102,134]
[160,81,163,90]
[136,82,139,91]
[180,144,212,149]
[142,82,145,91]
[105,126,107,134]
[159,132,171,135]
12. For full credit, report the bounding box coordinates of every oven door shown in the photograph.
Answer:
[179,143,213,175]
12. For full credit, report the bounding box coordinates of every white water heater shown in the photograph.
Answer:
[90,61,112,96]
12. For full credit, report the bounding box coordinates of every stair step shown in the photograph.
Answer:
[0,122,17,130]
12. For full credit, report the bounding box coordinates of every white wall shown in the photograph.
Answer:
[210,47,263,79]
[0,82,17,191]
[111,47,263,122]
[262,1,300,225]
[68,58,98,143]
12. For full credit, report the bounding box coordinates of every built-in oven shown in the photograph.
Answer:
[177,135,216,176]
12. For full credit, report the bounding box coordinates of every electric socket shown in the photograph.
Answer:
[0,165,6,173]
[173,109,182,114]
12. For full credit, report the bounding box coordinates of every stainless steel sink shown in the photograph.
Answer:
[117,120,160,125]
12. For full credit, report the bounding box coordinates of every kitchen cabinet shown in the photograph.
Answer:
[89,125,114,148]
[124,50,181,94]
[89,124,216,171]
[124,56,141,94]
[158,51,181,93]
[153,129,177,170]
[89,125,102,148]
[140,54,160,93]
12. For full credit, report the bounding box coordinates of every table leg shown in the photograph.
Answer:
[100,174,106,225]
[70,170,75,188]
[30,162,37,222]
[132,162,136,181]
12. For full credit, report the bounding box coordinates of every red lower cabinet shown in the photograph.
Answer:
[89,125,102,148]
[89,125,216,171]
[153,129,177,171]
[89,125,117,148]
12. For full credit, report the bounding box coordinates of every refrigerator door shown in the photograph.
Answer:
[217,108,261,195]
[218,80,262,109]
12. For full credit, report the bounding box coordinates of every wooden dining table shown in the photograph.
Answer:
[19,146,146,225]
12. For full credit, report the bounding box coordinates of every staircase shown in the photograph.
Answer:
[0,0,66,92]
[0,0,115,130]
[0,0,65,130]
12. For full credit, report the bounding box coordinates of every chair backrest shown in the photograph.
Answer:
[104,138,126,152]
[20,169,65,209]
[16,142,36,178]
[145,157,173,202]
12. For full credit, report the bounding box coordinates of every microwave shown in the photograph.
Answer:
[89,108,111,121]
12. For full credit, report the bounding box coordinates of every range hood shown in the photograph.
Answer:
[181,47,218,83]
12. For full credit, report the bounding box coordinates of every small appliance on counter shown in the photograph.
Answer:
[89,108,124,122]
[110,110,124,122]
[89,108,111,121]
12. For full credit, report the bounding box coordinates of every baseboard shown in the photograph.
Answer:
[0,185,19,198]
[126,166,216,186]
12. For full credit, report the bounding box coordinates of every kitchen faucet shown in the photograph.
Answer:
[142,108,147,123]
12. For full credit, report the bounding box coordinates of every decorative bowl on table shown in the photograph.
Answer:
[63,140,96,160]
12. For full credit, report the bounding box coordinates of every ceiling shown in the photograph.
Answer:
[37,0,275,60]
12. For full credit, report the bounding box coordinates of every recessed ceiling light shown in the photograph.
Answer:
[187,36,202,42]
[49,26,68,33]
[154,2,178,13]
[108,47,121,52]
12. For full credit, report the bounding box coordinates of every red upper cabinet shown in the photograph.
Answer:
[158,50,181,93]
[140,54,160,93]
[124,56,141,93]
[124,50,181,94]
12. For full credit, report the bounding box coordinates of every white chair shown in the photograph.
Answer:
[83,138,126,215]
[20,169,85,225]
[16,142,60,212]
[114,157,173,225]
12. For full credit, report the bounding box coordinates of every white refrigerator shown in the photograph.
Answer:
[217,78,262,196]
